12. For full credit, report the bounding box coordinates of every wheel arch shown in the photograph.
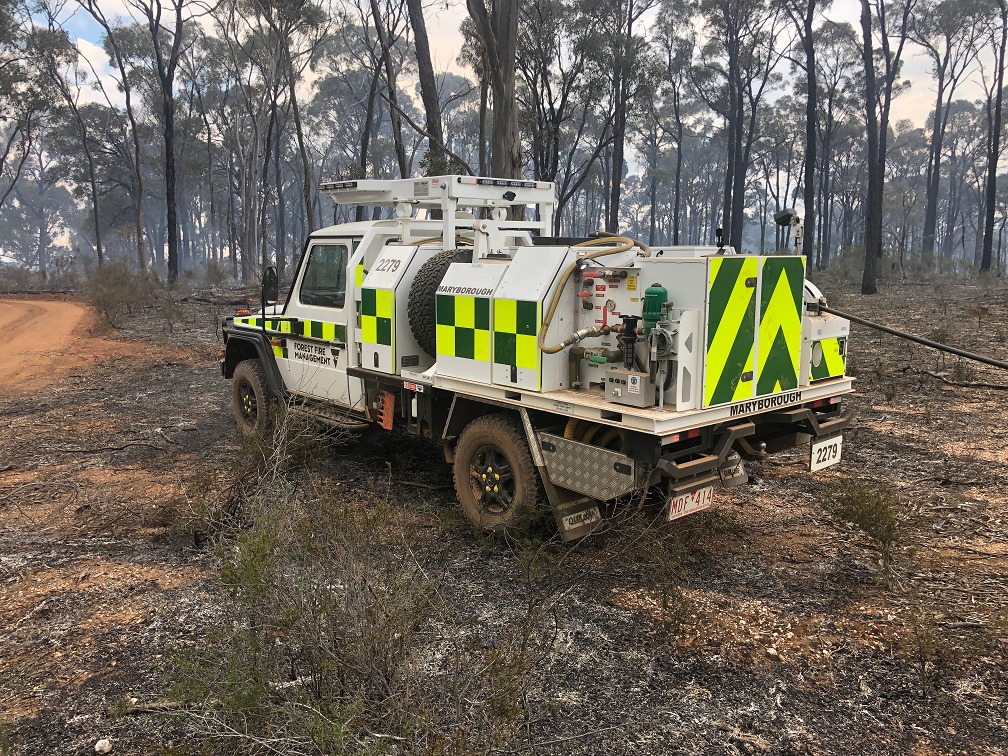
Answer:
[222,332,286,396]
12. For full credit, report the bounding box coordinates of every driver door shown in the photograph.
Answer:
[279,240,361,411]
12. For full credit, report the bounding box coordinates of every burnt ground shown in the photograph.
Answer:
[1,278,1007,755]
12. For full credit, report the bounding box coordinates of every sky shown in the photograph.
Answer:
[65,0,993,135]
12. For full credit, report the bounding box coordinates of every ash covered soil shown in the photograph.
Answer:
[1,279,1007,755]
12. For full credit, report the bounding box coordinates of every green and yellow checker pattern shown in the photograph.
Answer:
[360,287,395,367]
[234,316,347,344]
[704,257,759,407]
[436,294,491,362]
[756,256,805,396]
[493,298,541,389]
[810,337,846,381]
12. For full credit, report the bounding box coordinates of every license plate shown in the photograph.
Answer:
[668,486,714,522]
[810,435,843,472]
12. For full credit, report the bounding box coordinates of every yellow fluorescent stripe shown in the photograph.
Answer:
[823,338,845,376]
[495,299,517,333]
[376,289,394,318]
[758,267,802,374]
[732,343,755,400]
[475,329,490,362]
[516,334,538,370]
[455,296,475,329]
[706,264,755,394]
[361,315,377,343]
[436,324,455,357]
[322,321,335,340]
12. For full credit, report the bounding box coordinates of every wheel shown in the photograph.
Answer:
[408,248,473,357]
[453,414,542,532]
[231,359,271,437]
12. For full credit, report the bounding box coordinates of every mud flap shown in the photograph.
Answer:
[376,390,395,430]
[552,498,602,541]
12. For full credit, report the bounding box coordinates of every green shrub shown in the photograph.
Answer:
[85,260,161,325]
[950,359,976,384]
[827,482,900,582]
[174,417,546,754]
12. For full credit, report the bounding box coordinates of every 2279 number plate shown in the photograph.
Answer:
[810,435,843,472]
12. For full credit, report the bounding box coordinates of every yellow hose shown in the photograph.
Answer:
[579,423,599,444]
[563,418,581,439]
[596,427,624,450]
[539,236,638,354]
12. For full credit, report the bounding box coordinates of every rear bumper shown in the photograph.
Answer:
[654,405,854,495]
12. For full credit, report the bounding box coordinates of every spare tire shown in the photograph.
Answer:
[408,248,473,357]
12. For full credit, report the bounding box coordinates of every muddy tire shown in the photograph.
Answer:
[453,414,541,532]
[408,248,473,357]
[231,359,271,438]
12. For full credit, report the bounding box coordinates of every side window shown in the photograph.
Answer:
[299,243,349,308]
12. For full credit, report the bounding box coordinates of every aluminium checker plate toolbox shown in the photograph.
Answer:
[536,431,650,500]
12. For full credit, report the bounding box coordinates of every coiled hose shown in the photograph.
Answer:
[539,236,644,355]
[562,418,624,450]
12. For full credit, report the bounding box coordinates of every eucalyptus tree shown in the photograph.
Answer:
[28,3,104,266]
[466,0,521,178]
[980,0,1008,272]
[252,0,329,231]
[912,0,983,270]
[783,0,828,262]
[655,0,694,245]
[405,0,446,173]
[597,0,658,233]
[517,0,615,232]
[77,0,149,271]
[368,0,409,177]
[694,0,788,251]
[127,0,193,285]
[813,21,860,267]
[858,0,915,294]
[882,120,927,270]
[0,0,43,211]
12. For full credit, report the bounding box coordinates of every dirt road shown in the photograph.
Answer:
[0,297,203,395]
[0,298,128,393]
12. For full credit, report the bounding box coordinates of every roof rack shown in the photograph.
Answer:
[319,175,556,247]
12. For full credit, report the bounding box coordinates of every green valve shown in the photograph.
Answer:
[588,355,609,364]
[643,283,668,334]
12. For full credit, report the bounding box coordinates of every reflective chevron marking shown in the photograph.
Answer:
[757,256,805,396]
[705,257,758,407]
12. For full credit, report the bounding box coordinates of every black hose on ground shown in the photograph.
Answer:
[821,305,1008,371]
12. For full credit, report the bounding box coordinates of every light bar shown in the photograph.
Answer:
[456,177,552,190]
[320,180,359,191]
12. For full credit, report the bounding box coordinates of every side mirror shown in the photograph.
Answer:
[262,265,279,306]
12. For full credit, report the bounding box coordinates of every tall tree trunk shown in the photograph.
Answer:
[801,1,817,260]
[478,75,488,175]
[285,44,315,233]
[274,106,287,281]
[370,0,409,177]
[467,0,521,178]
[406,0,446,173]
[921,67,946,270]
[162,86,179,284]
[982,0,1008,272]
[72,108,103,267]
[860,0,881,294]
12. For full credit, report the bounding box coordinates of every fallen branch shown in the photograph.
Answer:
[48,442,168,454]
[397,480,452,491]
[122,700,185,715]
[920,369,1008,391]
